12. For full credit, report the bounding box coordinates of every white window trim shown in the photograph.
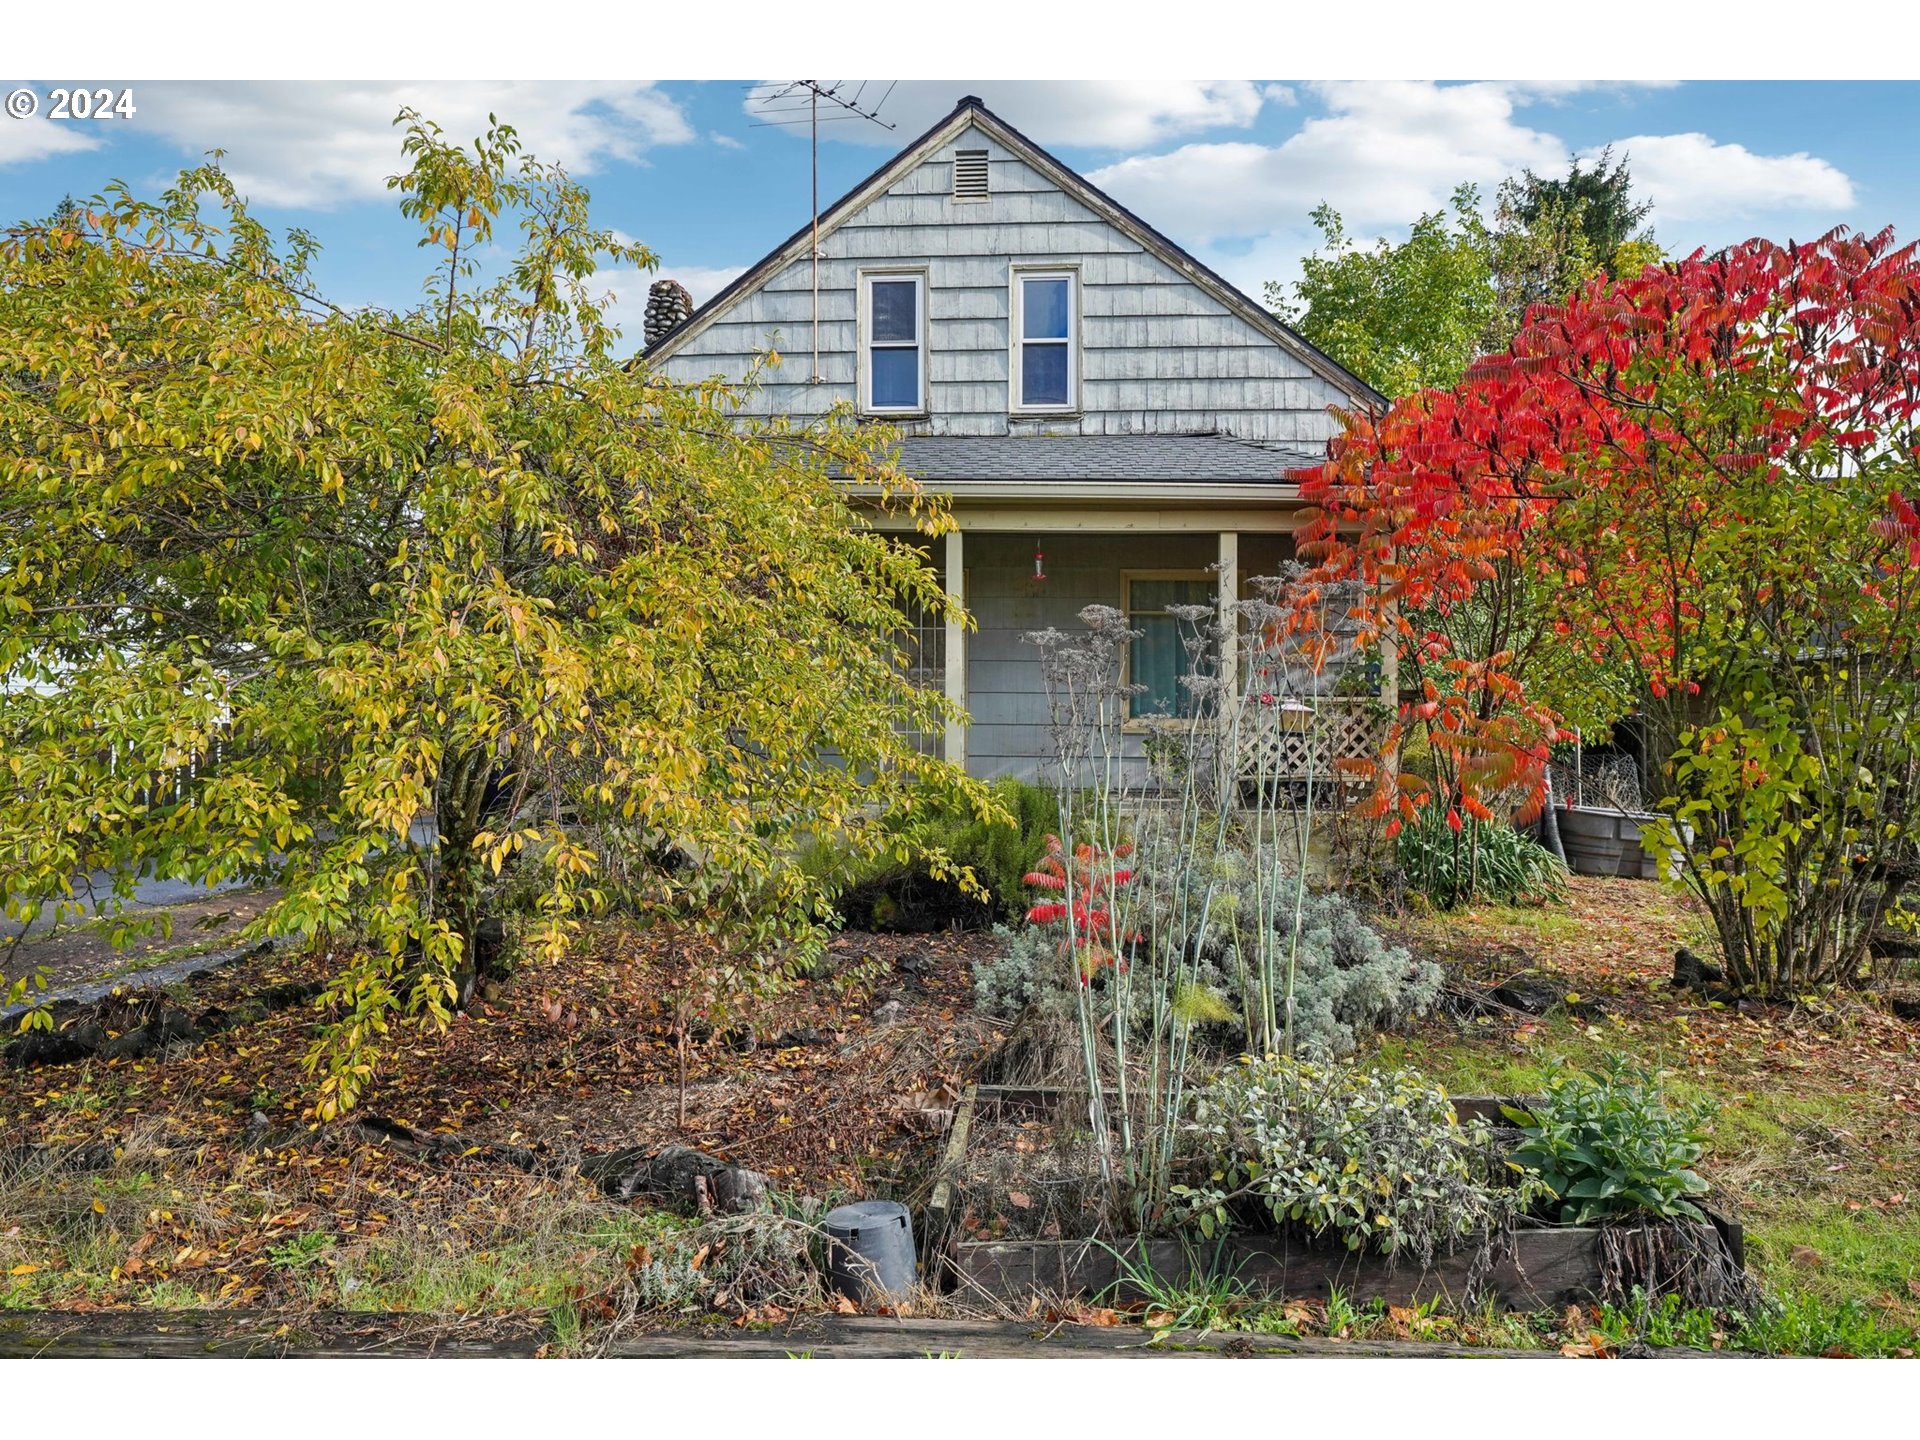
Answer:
[859,269,928,417]
[1010,265,1080,415]
[1120,568,1216,731]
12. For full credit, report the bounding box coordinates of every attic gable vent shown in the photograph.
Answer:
[952,149,989,201]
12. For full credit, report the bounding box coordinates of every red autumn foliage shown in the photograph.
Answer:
[1023,834,1139,983]
[1288,225,1920,825]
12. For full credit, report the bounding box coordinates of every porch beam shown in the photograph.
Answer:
[943,526,967,768]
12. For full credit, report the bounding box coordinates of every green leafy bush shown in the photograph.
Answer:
[1174,1058,1545,1265]
[1395,805,1568,909]
[1503,1063,1712,1223]
[807,778,1058,931]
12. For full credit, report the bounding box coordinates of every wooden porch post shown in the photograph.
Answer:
[944,526,967,769]
[1216,530,1239,703]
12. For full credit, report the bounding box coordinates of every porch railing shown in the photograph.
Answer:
[1234,697,1390,788]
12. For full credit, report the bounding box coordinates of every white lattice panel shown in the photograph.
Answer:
[1235,698,1388,786]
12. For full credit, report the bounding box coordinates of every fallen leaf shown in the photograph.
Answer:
[1006,1190,1032,1209]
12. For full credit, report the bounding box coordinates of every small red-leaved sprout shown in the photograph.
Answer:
[1023,834,1140,983]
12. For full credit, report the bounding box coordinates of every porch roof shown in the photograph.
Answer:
[876,434,1322,483]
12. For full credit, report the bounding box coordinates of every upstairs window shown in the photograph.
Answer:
[862,271,925,414]
[1013,269,1076,411]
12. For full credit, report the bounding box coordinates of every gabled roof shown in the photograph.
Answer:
[640,95,1386,409]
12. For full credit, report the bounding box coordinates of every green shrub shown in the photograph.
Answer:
[826,778,1058,932]
[1395,805,1568,910]
[1504,1062,1712,1224]
[1174,1058,1546,1266]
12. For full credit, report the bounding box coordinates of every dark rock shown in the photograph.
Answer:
[1491,975,1564,1015]
[152,1010,200,1046]
[870,999,906,1027]
[3,1022,106,1069]
[710,1165,768,1213]
[259,980,324,1012]
[768,1026,833,1050]
[225,998,270,1028]
[581,1143,770,1213]
[1671,947,1725,991]
[98,1009,200,1061]
[578,1145,652,1200]
[97,1027,152,1061]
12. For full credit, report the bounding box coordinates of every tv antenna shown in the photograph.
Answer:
[746,81,897,383]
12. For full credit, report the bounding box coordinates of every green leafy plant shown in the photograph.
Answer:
[1174,1058,1545,1266]
[268,1231,335,1270]
[1503,1062,1712,1224]
[813,778,1057,932]
[0,112,986,1115]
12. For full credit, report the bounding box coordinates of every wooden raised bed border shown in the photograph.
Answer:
[930,1085,1744,1310]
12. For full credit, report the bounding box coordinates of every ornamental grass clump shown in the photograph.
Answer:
[1174,1058,1545,1269]
[1394,803,1568,910]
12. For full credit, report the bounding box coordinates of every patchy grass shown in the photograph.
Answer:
[1375,875,1920,1352]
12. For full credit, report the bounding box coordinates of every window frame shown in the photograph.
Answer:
[1120,568,1218,729]
[859,268,928,417]
[1009,265,1080,415]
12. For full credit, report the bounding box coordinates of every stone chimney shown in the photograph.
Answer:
[644,278,694,347]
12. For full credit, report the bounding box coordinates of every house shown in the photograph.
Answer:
[642,95,1391,788]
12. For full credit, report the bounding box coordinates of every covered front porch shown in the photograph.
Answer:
[887,499,1394,790]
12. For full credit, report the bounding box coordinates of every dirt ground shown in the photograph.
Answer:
[1,922,1004,1314]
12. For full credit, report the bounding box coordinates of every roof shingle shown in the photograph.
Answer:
[857,434,1320,483]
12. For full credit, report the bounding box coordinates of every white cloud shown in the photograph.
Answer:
[1086,82,1856,255]
[1581,132,1854,223]
[0,104,103,168]
[747,81,1274,150]
[125,81,695,208]
[1089,81,1569,243]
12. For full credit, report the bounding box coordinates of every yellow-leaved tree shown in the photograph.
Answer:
[0,112,988,1114]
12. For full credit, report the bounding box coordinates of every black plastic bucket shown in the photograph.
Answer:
[823,1199,916,1302]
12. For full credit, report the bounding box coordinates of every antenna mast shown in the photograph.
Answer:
[747,81,896,385]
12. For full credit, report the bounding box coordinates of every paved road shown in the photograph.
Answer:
[1,870,256,941]
[3,820,440,941]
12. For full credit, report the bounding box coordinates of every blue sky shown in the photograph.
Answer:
[4,80,1915,346]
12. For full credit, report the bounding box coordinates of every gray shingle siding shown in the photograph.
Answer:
[649,117,1369,448]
